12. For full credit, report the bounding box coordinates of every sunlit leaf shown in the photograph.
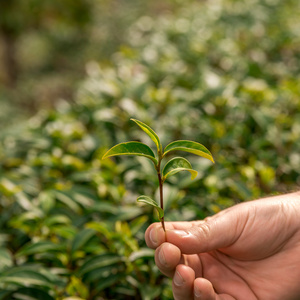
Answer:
[162,157,198,182]
[66,276,89,299]
[164,140,214,163]
[131,118,162,153]
[129,248,154,262]
[102,142,157,164]
[63,298,86,300]
[137,195,164,220]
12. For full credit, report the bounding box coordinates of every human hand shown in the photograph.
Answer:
[145,192,300,300]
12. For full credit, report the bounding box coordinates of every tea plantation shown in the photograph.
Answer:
[0,0,299,299]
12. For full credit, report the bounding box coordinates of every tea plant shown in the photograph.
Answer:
[102,119,214,231]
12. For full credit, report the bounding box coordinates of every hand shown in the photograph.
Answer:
[145,192,300,300]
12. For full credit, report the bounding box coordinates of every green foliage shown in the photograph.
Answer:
[0,0,300,298]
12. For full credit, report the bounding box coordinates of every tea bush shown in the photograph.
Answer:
[0,0,300,299]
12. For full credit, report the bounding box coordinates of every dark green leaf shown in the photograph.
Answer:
[71,228,96,254]
[162,157,198,182]
[131,118,162,153]
[16,241,64,257]
[94,273,125,293]
[78,253,124,277]
[164,140,214,163]
[0,268,54,289]
[137,195,164,219]
[53,190,82,213]
[102,142,157,164]
[11,288,55,300]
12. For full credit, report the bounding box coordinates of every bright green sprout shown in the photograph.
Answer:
[102,118,214,231]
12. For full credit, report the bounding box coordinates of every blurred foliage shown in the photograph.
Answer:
[1,0,300,298]
[0,0,184,127]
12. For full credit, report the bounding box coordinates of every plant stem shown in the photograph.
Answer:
[156,152,165,232]
[157,172,165,232]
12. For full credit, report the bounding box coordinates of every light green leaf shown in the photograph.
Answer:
[164,140,214,163]
[162,157,198,182]
[130,118,162,153]
[129,248,155,262]
[102,141,157,164]
[0,248,13,271]
[137,195,164,220]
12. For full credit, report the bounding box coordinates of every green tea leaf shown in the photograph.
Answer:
[94,273,125,293]
[164,140,214,163]
[129,248,154,262]
[71,228,96,255]
[162,157,198,182]
[0,268,54,289]
[10,288,55,300]
[137,195,164,220]
[78,253,124,277]
[130,118,162,153]
[16,241,63,258]
[102,142,157,164]
[0,248,13,271]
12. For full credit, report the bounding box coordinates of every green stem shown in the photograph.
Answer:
[156,151,165,232]
[157,171,165,232]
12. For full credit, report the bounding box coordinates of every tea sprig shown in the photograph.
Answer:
[102,118,214,231]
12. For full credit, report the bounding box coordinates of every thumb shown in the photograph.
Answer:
[166,211,243,254]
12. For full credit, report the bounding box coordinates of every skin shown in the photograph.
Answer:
[145,192,300,300]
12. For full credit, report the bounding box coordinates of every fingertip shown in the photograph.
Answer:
[194,278,215,299]
[172,265,195,299]
[154,242,181,277]
[145,223,166,248]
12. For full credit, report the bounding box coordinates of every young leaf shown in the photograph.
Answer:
[162,157,198,182]
[164,140,214,163]
[137,195,164,220]
[130,118,162,153]
[102,141,157,164]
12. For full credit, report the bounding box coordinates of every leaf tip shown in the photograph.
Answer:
[191,171,198,180]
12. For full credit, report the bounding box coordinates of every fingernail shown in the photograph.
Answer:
[159,247,167,266]
[150,228,158,245]
[173,271,184,286]
[194,286,201,298]
[172,230,191,237]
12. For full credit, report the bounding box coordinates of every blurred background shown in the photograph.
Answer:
[0,0,300,299]
[0,0,183,128]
